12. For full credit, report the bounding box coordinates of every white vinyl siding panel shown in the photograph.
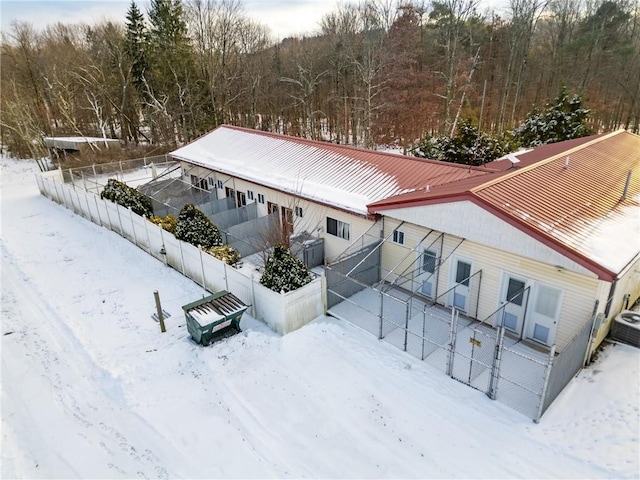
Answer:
[383,201,596,277]
[380,219,600,351]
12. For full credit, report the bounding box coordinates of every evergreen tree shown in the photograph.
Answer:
[124,1,147,92]
[145,0,198,143]
[260,245,312,294]
[412,119,514,165]
[512,88,592,147]
[174,203,222,249]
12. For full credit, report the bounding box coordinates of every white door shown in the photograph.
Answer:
[526,284,562,346]
[417,248,438,299]
[449,259,472,312]
[500,274,528,335]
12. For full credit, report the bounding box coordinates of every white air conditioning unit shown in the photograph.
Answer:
[611,310,640,348]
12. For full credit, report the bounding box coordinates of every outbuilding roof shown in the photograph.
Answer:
[369,130,640,279]
[170,125,492,216]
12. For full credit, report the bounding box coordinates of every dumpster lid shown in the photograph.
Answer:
[183,291,249,327]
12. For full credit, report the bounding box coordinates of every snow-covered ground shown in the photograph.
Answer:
[1,157,639,479]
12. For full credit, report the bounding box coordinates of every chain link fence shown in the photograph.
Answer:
[327,247,596,422]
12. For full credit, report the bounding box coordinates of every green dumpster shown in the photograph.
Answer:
[182,291,249,345]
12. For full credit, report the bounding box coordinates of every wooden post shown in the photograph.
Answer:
[154,290,166,333]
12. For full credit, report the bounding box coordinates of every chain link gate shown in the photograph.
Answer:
[447,309,500,394]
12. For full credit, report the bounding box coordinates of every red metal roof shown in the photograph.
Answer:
[171,125,492,216]
[369,130,640,279]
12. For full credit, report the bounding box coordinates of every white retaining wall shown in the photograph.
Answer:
[36,171,325,335]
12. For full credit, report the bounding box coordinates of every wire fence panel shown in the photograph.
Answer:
[540,320,592,416]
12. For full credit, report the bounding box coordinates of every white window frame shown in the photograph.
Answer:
[247,190,254,201]
[216,179,223,189]
[257,193,265,204]
[295,206,303,218]
[392,229,405,245]
[327,217,350,240]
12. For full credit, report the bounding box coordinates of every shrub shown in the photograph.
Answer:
[260,244,311,293]
[206,244,241,265]
[100,178,153,217]
[175,203,222,249]
[149,214,177,234]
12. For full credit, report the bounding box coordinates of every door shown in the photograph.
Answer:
[225,187,236,207]
[526,284,561,346]
[281,206,294,238]
[236,191,247,207]
[449,259,472,312]
[500,274,528,335]
[417,248,438,299]
[267,201,279,215]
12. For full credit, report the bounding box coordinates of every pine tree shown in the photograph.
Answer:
[124,1,147,92]
[412,119,514,165]
[512,88,592,147]
[174,203,222,249]
[260,245,312,293]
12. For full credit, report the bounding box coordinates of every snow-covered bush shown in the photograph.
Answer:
[149,214,177,234]
[206,244,241,265]
[100,178,153,217]
[260,244,311,293]
[175,203,222,249]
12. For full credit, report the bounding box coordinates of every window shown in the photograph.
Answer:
[295,206,303,218]
[247,190,254,201]
[257,193,265,204]
[455,260,471,287]
[422,249,437,273]
[506,278,526,306]
[190,174,199,186]
[208,177,216,188]
[236,191,247,207]
[268,202,279,214]
[534,285,561,318]
[217,179,223,189]
[327,217,350,240]
[392,229,404,245]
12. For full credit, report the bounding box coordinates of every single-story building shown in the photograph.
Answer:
[170,126,639,355]
[170,125,494,263]
[367,130,639,352]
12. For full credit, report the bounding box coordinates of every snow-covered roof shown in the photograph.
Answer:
[370,130,640,279]
[43,136,120,151]
[170,125,490,216]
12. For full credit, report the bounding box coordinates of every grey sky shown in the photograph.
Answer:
[1,0,509,40]
[1,0,351,39]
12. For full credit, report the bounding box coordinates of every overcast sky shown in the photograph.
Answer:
[0,0,355,40]
[1,0,509,40]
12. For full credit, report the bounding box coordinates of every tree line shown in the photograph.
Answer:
[1,0,638,161]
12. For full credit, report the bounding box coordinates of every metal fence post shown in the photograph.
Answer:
[534,345,557,423]
[404,302,410,351]
[447,308,458,377]
[378,290,384,340]
[489,323,506,400]
[421,307,427,360]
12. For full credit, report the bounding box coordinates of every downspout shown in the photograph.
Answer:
[604,280,617,318]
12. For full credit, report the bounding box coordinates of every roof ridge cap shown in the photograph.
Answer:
[470,130,623,193]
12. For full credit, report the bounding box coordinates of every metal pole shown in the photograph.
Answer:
[378,290,384,340]
[404,302,410,351]
[154,290,166,333]
[534,345,556,423]
[489,322,506,400]
[447,308,458,377]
